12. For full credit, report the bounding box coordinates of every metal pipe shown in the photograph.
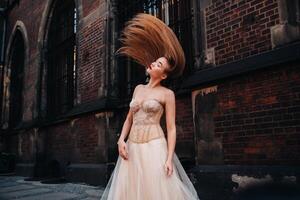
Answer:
[0,8,7,125]
[0,15,6,63]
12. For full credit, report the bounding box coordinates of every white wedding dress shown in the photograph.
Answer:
[100,98,200,200]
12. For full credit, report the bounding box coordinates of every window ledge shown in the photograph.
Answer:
[2,97,128,132]
[180,41,300,90]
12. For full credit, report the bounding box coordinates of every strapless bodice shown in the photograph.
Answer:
[128,98,165,143]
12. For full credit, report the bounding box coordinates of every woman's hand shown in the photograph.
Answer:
[164,159,173,177]
[117,140,129,160]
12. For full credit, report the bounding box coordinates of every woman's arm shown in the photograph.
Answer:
[117,110,133,144]
[117,84,142,143]
[117,110,133,160]
[165,89,176,162]
[117,84,142,160]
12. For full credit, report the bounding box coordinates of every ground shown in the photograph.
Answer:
[0,176,105,200]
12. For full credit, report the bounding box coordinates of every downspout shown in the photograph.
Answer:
[104,1,111,98]
[112,0,118,99]
[0,6,7,126]
[0,10,7,64]
[105,0,117,100]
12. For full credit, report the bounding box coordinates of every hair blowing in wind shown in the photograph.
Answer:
[116,13,185,78]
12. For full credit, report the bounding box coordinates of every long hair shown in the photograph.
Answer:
[116,13,185,78]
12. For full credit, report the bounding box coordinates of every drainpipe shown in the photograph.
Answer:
[0,5,7,126]
[107,0,118,99]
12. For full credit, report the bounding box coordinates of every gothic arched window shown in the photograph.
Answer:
[47,0,77,118]
[9,30,25,127]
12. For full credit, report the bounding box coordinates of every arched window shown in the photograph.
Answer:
[47,0,77,118]
[117,0,194,98]
[9,30,24,127]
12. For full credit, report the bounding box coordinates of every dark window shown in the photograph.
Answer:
[117,0,194,98]
[287,0,300,25]
[9,31,24,127]
[47,0,77,118]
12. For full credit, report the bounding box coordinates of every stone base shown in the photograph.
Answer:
[15,163,34,177]
[65,163,108,186]
[271,24,300,48]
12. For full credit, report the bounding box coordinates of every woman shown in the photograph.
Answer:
[100,13,200,200]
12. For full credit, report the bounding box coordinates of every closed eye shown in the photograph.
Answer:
[158,61,163,67]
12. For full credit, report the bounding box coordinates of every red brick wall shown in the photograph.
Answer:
[215,62,300,164]
[6,0,47,121]
[78,17,106,102]
[7,0,45,56]
[78,1,107,103]
[82,0,101,17]
[4,0,108,163]
[75,115,98,163]
[6,0,108,109]
[176,97,194,141]
[45,115,99,163]
[206,0,280,65]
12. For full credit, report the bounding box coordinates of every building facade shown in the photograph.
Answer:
[0,0,299,198]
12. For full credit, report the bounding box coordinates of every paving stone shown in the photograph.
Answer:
[80,197,99,200]
[0,188,51,199]
[85,189,103,198]
[0,182,19,188]
[15,192,78,200]
[0,185,35,193]
[0,176,106,200]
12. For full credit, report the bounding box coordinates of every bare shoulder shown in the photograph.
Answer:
[162,87,175,102]
[133,84,144,97]
[135,84,144,90]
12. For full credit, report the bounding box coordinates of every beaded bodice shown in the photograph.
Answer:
[128,98,165,143]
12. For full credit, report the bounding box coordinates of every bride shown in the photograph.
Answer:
[100,13,200,200]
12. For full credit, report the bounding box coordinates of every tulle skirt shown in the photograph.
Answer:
[100,137,200,200]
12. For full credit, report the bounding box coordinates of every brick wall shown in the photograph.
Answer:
[3,0,109,165]
[5,0,108,117]
[82,0,101,17]
[215,62,300,164]
[45,115,97,163]
[205,0,280,65]
[78,17,106,102]
[7,0,46,121]
[7,0,45,55]
[176,97,194,141]
[77,0,108,103]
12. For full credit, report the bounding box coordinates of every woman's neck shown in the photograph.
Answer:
[146,78,161,88]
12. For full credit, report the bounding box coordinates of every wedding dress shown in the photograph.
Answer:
[100,98,200,200]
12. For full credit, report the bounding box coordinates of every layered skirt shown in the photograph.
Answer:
[100,137,200,200]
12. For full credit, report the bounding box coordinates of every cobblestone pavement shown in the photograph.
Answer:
[0,176,105,200]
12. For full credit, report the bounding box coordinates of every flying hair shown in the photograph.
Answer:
[116,13,185,78]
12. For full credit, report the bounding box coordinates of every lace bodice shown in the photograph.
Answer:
[128,98,165,143]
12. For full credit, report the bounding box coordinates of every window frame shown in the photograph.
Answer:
[46,0,77,119]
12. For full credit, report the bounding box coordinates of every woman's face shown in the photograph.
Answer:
[146,57,170,79]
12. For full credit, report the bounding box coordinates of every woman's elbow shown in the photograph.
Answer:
[167,126,176,135]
